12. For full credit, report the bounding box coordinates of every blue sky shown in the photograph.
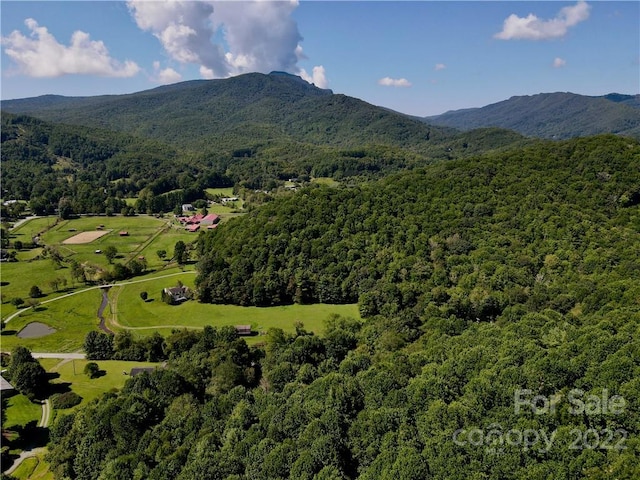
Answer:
[1,1,638,116]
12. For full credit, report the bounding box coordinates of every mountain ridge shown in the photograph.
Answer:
[425,91,640,139]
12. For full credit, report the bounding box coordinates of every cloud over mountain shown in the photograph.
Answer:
[127,0,324,85]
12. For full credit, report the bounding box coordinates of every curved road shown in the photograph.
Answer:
[2,270,197,326]
[2,399,51,475]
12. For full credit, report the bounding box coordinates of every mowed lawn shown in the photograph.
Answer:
[113,274,361,340]
[50,359,161,408]
[3,393,42,430]
[1,288,104,352]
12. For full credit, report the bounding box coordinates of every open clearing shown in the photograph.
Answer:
[61,230,110,244]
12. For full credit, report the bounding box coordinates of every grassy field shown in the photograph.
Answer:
[1,215,196,320]
[112,273,361,341]
[3,393,42,429]
[51,359,160,408]
[8,454,53,480]
[3,267,360,352]
[1,287,104,352]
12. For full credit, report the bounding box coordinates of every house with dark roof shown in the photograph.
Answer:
[0,375,15,392]
[163,285,189,304]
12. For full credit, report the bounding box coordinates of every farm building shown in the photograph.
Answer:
[119,231,129,236]
[235,325,253,336]
[200,213,220,226]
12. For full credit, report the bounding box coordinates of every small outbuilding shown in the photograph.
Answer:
[235,325,253,336]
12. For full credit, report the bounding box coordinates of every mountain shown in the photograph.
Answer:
[1,72,526,158]
[424,92,640,140]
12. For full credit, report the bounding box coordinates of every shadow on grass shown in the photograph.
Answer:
[7,421,50,451]
[1,330,18,336]
[0,281,9,286]
[144,299,155,303]
[47,381,72,396]
[33,306,48,312]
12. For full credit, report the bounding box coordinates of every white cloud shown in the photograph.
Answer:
[299,65,328,88]
[0,18,140,78]
[378,77,412,87]
[553,57,567,68]
[434,63,446,71]
[495,1,590,40]
[127,0,311,81]
[152,61,182,84]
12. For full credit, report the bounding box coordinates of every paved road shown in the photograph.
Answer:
[3,447,47,475]
[31,352,86,359]
[38,399,51,428]
[2,400,51,475]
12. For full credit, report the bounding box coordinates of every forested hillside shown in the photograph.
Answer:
[1,106,526,214]
[425,92,640,140]
[0,113,228,216]
[45,135,640,479]
[1,72,526,157]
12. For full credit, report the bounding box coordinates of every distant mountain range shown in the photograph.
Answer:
[2,72,473,155]
[424,92,640,140]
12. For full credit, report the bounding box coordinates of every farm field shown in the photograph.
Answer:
[112,274,361,341]
[1,215,197,319]
[2,266,359,352]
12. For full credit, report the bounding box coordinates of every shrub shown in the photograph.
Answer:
[50,391,82,409]
[84,362,100,379]
[11,297,24,307]
[29,285,43,298]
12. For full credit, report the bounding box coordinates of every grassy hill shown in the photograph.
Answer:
[425,92,640,140]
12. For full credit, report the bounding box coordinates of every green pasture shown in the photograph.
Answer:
[8,454,53,480]
[311,177,340,187]
[1,215,196,319]
[50,359,160,408]
[205,187,235,197]
[10,217,60,241]
[2,393,42,430]
[113,274,361,340]
[1,288,104,352]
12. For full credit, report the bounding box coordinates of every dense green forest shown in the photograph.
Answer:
[1,107,525,217]
[41,135,640,479]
